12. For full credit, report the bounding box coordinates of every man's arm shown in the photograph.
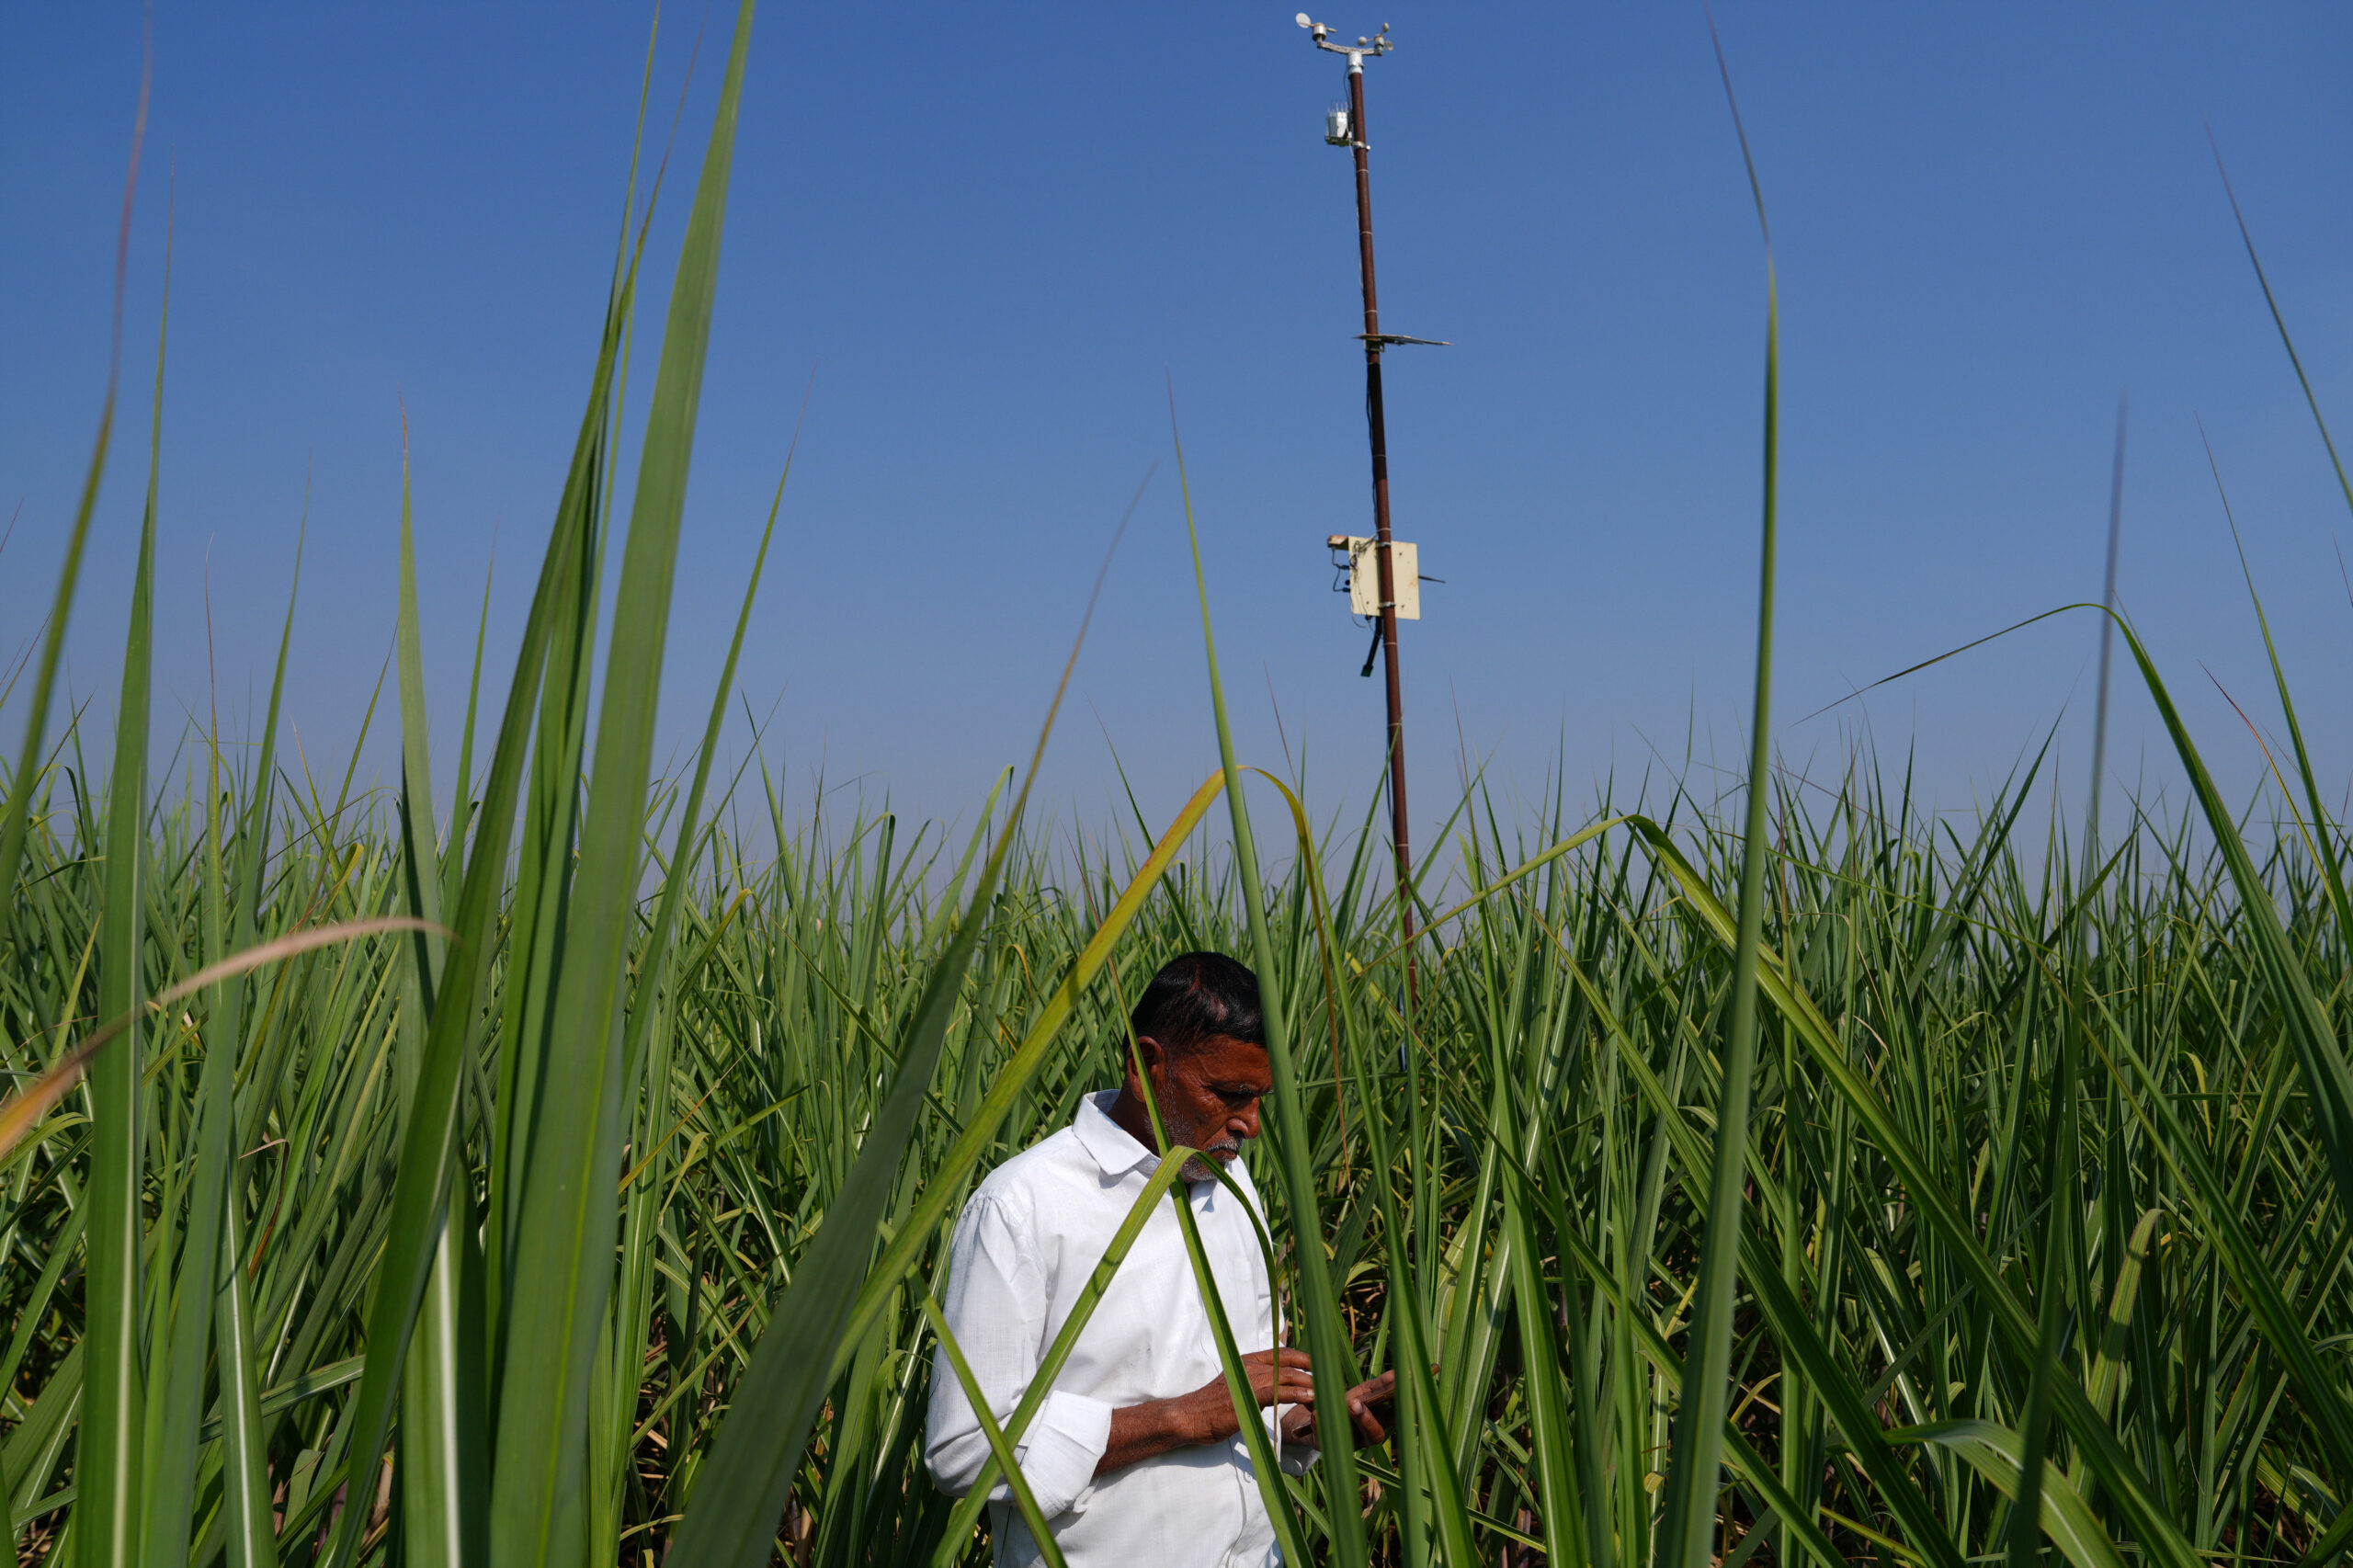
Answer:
[926,1198,1111,1517]
[1094,1349,1318,1476]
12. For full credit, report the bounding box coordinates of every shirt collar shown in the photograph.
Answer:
[1072,1089,1157,1176]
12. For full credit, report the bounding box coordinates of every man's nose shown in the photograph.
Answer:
[1231,1100,1261,1140]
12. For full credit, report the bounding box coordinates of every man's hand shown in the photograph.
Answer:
[1277,1368,1397,1449]
[1097,1349,1316,1475]
[1219,1348,1320,1437]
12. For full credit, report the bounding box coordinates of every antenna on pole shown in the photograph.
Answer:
[1297,13,1437,1004]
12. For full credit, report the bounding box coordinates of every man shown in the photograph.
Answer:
[926,951,1395,1567]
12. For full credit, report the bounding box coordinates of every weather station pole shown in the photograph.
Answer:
[1301,14,1445,995]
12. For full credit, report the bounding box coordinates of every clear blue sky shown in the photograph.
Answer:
[6,3,2349,863]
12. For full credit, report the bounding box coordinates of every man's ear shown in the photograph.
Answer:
[1126,1034,1165,1090]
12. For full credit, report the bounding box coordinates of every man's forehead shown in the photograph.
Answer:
[1187,1033,1272,1083]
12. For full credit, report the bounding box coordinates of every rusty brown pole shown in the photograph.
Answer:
[1344,56,1417,997]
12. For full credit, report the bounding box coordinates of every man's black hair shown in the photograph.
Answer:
[1129,951,1266,1058]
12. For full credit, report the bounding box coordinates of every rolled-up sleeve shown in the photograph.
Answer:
[1014,1389,1114,1512]
[925,1192,1112,1519]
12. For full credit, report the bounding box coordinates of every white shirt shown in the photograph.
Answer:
[926,1090,1316,1568]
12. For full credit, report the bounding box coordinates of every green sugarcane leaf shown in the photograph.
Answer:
[1169,391,1389,1568]
[1888,1422,2129,1568]
[1654,35,1778,1561]
[0,62,147,908]
[319,110,654,1568]
[210,495,303,1568]
[489,8,756,1561]
[83,218,169,1568]
[388,395,489,1568]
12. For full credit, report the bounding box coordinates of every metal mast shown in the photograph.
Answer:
[1301,14,1423,983]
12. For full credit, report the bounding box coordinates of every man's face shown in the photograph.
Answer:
[1132,1032,1272,1182]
